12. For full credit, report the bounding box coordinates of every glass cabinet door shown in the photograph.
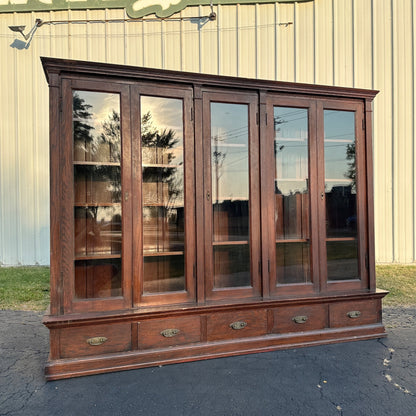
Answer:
[62,80,132,313]
[73,90,122,299]
[319,101,367,289]
[203,92,261,300]
[265,98,318,295]
[135,87,195,305]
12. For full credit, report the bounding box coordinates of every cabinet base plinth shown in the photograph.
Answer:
[45,324,386,381]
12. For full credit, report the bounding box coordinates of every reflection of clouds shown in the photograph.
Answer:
[141,96,183,139]
[76,91,120,138]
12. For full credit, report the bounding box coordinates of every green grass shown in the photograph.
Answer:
[0,264,415,311]
[376,264,416,307]
[0,266,50,311]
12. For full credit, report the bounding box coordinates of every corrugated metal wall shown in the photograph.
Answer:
[0,0,415,264]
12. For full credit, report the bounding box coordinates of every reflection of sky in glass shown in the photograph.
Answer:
[324,110,355,191]
[141,96,183,140]
[141,96,184,166]
[74,91,120,138]
[211,103,249,202]
[274,107,308,195]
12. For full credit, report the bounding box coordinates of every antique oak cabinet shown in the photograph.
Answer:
[42,57,387,380]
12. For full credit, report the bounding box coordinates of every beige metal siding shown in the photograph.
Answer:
[0,0,415,264]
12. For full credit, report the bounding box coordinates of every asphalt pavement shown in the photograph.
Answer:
[1,308,415,416]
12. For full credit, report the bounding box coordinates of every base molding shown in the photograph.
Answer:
[45,323,386,380]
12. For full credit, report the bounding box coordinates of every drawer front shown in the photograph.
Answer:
[138,316,201,349]
[272,304,328,334]
[329,300,380,328]
[60,323,131,358]
[207,309,268,342]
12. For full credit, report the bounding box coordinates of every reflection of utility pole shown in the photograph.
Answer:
[213,135,226,204]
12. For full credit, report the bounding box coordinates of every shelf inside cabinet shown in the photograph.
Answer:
[74,202,121,207]
[75,254,121,261]
[143,251,184,257]
[142,164,183,169]
[212,241,249,246]
[276,239,309,244]
[73,161,121,167]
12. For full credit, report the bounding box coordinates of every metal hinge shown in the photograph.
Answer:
[256,112,259,125]
[191,107,194,122]
[265,113,268,125]
[365,253,369,270]
[362,118,365,130]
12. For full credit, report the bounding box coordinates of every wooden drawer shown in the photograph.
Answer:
[59,323,131,358]
[272,304,328,334]
[329,300,380,328]
[137,316,201,349]
[207,309,267,342]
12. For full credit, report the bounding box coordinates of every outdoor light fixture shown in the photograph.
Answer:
[8,19,43,41]
[8,25,29,40]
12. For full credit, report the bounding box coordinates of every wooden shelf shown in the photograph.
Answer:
[212,241,249,246]
[74,203,121,207]
[75,254,121,261]
[143,251,184,257]
[73,161,120,167]
[276,239,309,244]
[142,164,183,169]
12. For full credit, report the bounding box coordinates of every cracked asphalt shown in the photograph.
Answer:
[1,307,415,416]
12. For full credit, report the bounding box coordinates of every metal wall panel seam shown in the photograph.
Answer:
[352,0,355,88]
[217,4,221,75]
[391,0,396,261]
[31,10,39,263]
[312,0,316,84]
[332,0,335,85]
[14,12,22,264]
[255,3,259,79]
[237,4,240,77]
[275,2,278,81]
[413,0,416,262]
[198,5,202,73]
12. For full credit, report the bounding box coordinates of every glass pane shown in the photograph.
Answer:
[213,245,250,288]
[73,91,122,300]
[75,259,122,299]
[211,102,251,288]
[324,110,358,281]
[143,255,185,293]
[73,91,121,163]
[326,240,359,280]
[211,103,249,241]
[74,165,121,204]
[75,206,121,256]
[276,242,310,284]
[141,96,185,293]
[274,106,310,284]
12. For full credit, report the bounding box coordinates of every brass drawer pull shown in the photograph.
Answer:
[347,311,361,319]
[230,321,247,330]
[86,336,108,346]
[160,328,180,338]
[292,315,308,324]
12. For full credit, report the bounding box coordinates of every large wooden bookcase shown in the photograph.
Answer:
[42,57,387,380]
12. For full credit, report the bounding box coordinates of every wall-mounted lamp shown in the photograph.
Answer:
[8,19,43,41]
[8,25,29,40]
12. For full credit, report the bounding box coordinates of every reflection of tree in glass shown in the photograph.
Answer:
[345,143,356,191]
[73,93,94,154]
[141,111,183,206]
[100,110,121,163]
[73,93,122,248]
